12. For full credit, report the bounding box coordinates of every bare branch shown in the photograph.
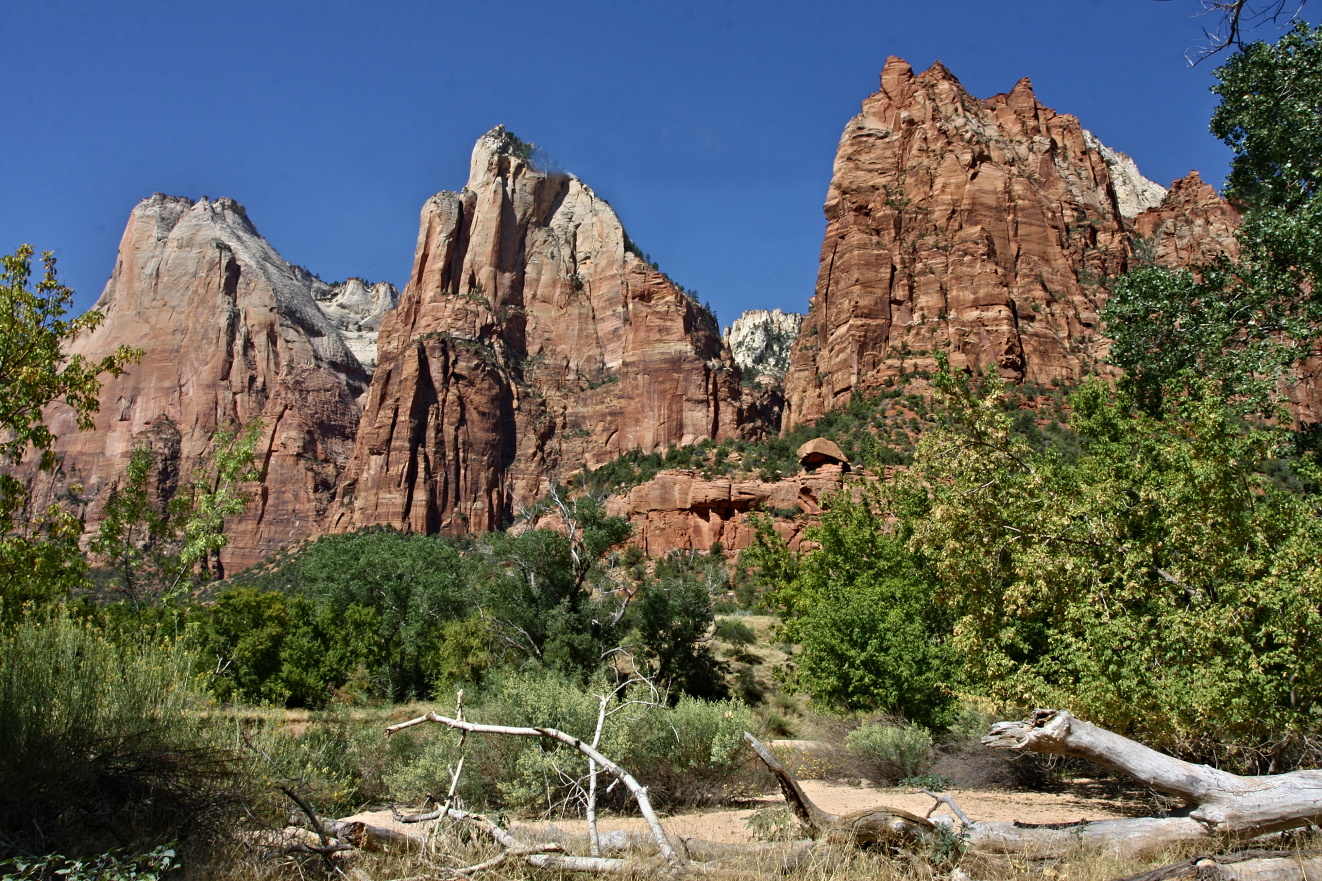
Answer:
[386,712,684,867]
[1185,0,1309,64]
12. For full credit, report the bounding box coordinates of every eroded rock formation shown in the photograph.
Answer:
[43,194,387,572]
[781,57,1237,429]
[724,309,803,384]
[331,128,747,536]
[604,466,847,556]
[1131,170,1241,267]
[315,278,400,372]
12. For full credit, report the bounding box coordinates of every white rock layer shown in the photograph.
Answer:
[724,308,804,382]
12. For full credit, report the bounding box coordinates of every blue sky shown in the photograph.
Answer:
[5,1,1317,328]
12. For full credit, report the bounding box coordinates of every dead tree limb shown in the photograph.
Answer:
[386,711,683,867]
[1115,849,1322,881]
[983,709,1322,839]
[408,803,692,875]
[281,786,349,873]
[742,733,938,848]
[748,710,1322,860]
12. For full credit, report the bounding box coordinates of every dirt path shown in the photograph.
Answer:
[347,779,1151,845]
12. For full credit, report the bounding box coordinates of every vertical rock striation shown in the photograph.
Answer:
[332,127,745,536]
[44,194,386,572]
[781,58,1224,429]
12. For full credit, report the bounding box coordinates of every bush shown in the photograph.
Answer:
[0,614,242,853]
[247,705,413,819]
[385,673,756,815]
[845,722,933,784]
[714,618,757,646]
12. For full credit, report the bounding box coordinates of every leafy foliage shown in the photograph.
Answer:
[0,614,241,853]
[478,495,630,675]
[907,365,1322,766]
[632,551,728,698]
[761,491,956,729]
[1105,23,1322,415]
[195,530,476,704]
[845,721,935,784]
[92,422,260,608]
[0,246,138,611]
[0,844,177,881]
[385,672,755,814]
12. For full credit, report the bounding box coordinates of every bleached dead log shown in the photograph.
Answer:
[386,711,683,867]
[743,732,938,848]
[1116,849,1322,881]
[393,803,753,875]
[748,710,1322,860]
[511,823,814,864]
[983,709,1322,840]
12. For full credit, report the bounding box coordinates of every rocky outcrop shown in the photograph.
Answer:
[724,309,803,384]
[782,58,1182,429]
[1084,131,1168,219]
[44,194,381,572]
[780,60,1250,432]
[331,128,747,536]
[314,278,400,372]
[604,467,848,555]
[796,437,849,472]
[1132,171,1240,266]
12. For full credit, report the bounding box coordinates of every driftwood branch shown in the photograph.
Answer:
[984,709,1322,838]
[1116,849,1322,881]
[386,711,683,867]
[748,710,1322,860]
[437,804,643,874]
[742,733,937,848]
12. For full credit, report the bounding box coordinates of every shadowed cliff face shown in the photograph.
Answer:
[41,194,391,572]
[331,128,747,536]
[781,57,1239,430]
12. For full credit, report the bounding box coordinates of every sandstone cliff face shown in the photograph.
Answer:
[724,309,804,384]
[1131,171,1240,266]
[783,58,1152,429]
[332,128,745,536]
[45,194,382,572]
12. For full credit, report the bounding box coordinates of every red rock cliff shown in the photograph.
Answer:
[783,58,1191,429]
[331,128,745,535]
[43,194,383,572]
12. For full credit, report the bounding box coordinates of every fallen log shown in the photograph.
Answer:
[1116,849,1322,881]
[747,709,1322,859]
[982,709,1322,839]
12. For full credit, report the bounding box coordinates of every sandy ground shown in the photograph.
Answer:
[344,779,1151,845]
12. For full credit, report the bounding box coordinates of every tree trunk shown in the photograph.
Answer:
[748,709,1322,859]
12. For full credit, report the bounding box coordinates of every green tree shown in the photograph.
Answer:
[764,490,955,729]
[633,552,728,699]
[907,363,1322,766]
[0,246,138,611]
[91,421,261,608]
[480,494,631,677]
[289,530,472,700]
[1105,22,1322,416]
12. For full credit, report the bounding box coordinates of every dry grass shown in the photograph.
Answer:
[177,843,1218,881]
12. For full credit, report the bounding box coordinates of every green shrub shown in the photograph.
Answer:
[714,618,757,646]
[0,614,242,852]
[385,674,756,815]
[0,844,178,881]
[248,705,412,818]
[845,722,933,784]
